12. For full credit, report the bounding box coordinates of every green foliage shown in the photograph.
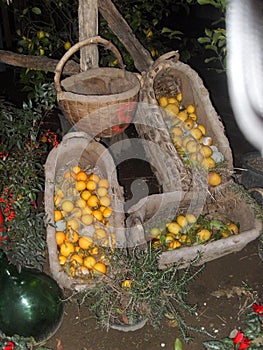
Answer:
[0,83,58,270]
[77,246,206,342]
[196,0,227,72]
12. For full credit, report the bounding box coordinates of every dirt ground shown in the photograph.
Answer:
[43,239,263,350]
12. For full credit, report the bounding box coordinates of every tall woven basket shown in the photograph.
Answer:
[54,36,140,138]
[135,51,234,192]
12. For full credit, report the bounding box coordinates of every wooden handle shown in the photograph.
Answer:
[54,36,125,93]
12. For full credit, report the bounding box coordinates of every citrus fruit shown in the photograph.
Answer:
[202,157,216,170]
[190,128,203,140]
[102,207,113,218]
[83,255,96,269]
[72,165,81,174]
[168,240,181,249]
[185,213,197,224]
[89,173,100,183]
[76,171,88,182]
[87,194,99,208]
[197,229,211,242]
[65,229,79,243]
[208,171,222,186]
[66,218,80,231]
[54,210,63,222]
[183,118,195,130]
[159,96,168,107]
[81,190,92,201]
[86,180,97,191]
[71,207,82,218]
[186,104,195,114]
[82,206,93,215]
[60,241,75,257]
[165,103,179,117]
[64,170,76,182]
[64,41,71,50]
[90,246,99,255]
[94,228,107,240]
[98,178,109,189]
[75,198,86,208]
[171,127,183,137]
[55,231,65,245]
[226,222,239,235]
[61,200,74,213]
[121,279,132,289]
[201,145,213,158]
[168,97,179,106]
[176,215,188,227]
[197,124,206,135]
[165,234,175,244]
[78,236,93,250]
[185,139,200,153]
[81,214,93,226]
[188,112,197,121]
[177,110,188,122]
[70,254,83,265]
[93,261,107,274]
[176,92,182,102]
[76,180,86,191]
[58,255,67,265]
[99,195,111,207]
[166,222,181,235]
[97,186,108,197]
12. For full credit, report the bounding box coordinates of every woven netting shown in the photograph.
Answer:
[44,132,125,291]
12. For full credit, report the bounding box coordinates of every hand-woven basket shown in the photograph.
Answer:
[135,51,234,192]
[44,132,125,291]
[54,36,140,138]
[126,183,262,269]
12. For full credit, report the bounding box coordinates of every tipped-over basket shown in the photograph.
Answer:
[44,132,125,291]
[126,183,262,269]
[54,36,140,138]
[134,51,234,192]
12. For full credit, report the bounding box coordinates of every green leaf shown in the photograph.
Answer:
[32,7,41,15]
[174,338,183,350]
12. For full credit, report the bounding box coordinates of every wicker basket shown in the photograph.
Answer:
[44,132,125,291]
[54,36,140,138]
[135,51,234,192]
[126,183,262,269]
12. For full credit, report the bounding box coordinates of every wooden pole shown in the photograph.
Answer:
[98,0,153,72]
[78,0,99,71]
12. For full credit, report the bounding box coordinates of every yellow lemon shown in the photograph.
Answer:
[78,236,93,250]
[188,112,197,121]
[201,145,213,158]
[76,180,86,191]
[99,195,111,207]
[168,97,179,106]
[121,279,132,289]
[61,200,74,213]
[207,171,222,186]
[197,229,211,242]
[92,209,103,222]
[81,214,93,226]
[185,139,200,153]
[183,118,195,131]
[81,190,92,201]
[54,210,63,222]
[176,92,183,102]
[87,194,99,208]
[72,165,82,174]
[226,222,239,235]
[166,222,181,235]
[56,231,65,245]
[102,207,113,218]
[185,213,197,224]
[97,186,108,197]
[58,255,67,265]
[168,240,182,249]
[94,228,107,240]
[190,128,203,140]
[176,215,188,227]
[165,103,179,117]
[159,96,168,108]
[202,157,216,170]
[171,127,183,137]
[86,180,97,191]
[75,198,86,208]
[66,218,80,231]
[93,261,107,274]
[83,255,96,269]
[197,124,206,135]
[98,178,109,189]
[177,110,188,122]
[60,241,75,257]
[186,104,195,114]
[70,253,83,265]
[64,41,71,50]
[89,173,100,183]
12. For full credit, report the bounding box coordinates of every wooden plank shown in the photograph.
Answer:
[78,0,99,71]
[98,0,153,73]
[0,50,80,75]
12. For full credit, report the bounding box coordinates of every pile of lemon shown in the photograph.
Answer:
[149,213,239,251]
[158,93,224,187]
[53,165,115,279]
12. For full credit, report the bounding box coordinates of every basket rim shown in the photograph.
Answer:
[57,68,141,103]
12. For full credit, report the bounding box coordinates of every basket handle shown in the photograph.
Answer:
[54,36,125,93]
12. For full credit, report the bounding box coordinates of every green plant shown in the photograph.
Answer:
[0,83,58,270]
[76,245,210,343]
[196,0,227,72]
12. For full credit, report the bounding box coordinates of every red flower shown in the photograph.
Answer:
[233,330,244,344]
[3,340,15,350]
[253,303,263,316]
[238,336,251,349]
